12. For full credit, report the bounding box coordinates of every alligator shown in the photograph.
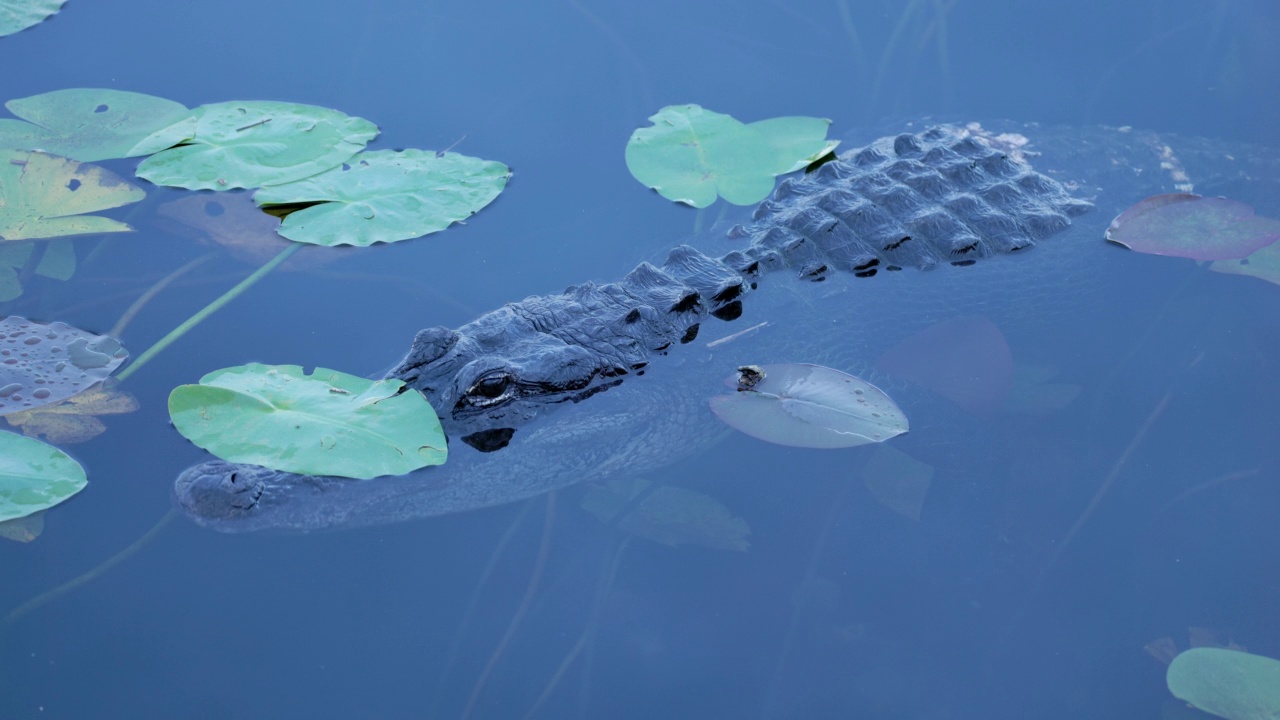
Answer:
[173,121,1280,532]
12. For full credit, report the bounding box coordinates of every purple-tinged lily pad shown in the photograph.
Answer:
[876,316,1013,415]
[0,317,128,416]
[708,363,908,449]
[1105,193,1280,261]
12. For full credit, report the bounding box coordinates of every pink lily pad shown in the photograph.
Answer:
[876,316,1013,415]
[708,363,908,449]
[1105,193,1280,261]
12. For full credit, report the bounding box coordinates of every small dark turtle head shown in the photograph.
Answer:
[173,460,269,521]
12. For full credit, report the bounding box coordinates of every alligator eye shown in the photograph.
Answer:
[470,373,511,400]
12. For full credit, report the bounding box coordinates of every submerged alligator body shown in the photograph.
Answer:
[174,122,1278,532]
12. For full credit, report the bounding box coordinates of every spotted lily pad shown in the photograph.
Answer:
[0,89,194,162]
[580,477,750,551]
[0,150,146,241]
[5,380,137,443]
[0,317,129,416]
[708,363,908,448]
[168,363,446,479]
[135,101,378,191]
[0,430,86,523]
[253,149,511,246]
[625,105,836,208]
[0,0,65,37]
[1105,194,1280,260]
[1166,648,1280,720]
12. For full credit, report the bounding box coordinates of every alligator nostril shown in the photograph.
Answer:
[229,472,238,486]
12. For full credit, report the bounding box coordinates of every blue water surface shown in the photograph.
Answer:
[2,1,1279,718]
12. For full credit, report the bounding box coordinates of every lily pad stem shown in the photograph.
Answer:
[116,243,301,382]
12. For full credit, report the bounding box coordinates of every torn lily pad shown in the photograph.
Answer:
[0,150,146,241]
[0,430,86,523]
[1105,194,1280,260]
[254,149,511,246]
[0,316,128,416]
[625,104,836,208]
[0,0,66,38]
[135,101,378,191]
[0,89,194,162]
[168,363,446,479]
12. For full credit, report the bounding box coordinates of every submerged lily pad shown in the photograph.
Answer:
[254,149,511,246]
[168,363,446,479]
[0,89,193,162]
[876,316,1013,415]
[580,477,750,551]
[0,430,86,522]
[0,0,65,37]
[1166,647,1280,720]
[135,101,378,191]
[0,239,74,302]
[156,192,342,269]
[0,317,129,416]
[625,105,835,208]
[861,445,932,521]
[0,150,145,241]
[1105,194,1280,261]
[0,509,44,542]
[708,363,908,448]
[6,380,137,443]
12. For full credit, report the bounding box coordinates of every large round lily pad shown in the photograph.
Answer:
[708,363,909,448]
[1105,194,1280,261]
[0,150,146,241]
[1167,647,1280,720]
[135,101,378,191]
[625,105,836,208]
[168,363,447,479]
[0,430,87,522]
[0,316,129,416]
[0,89,194,162]
[253,149,511,246]
[0,0,66,37]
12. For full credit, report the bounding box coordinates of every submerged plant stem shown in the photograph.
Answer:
[110,253,216,338]
[116,243,301,382]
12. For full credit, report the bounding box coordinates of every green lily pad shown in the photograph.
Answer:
[708,364,909,448]
[0,430,86,523]
[253,149,511,246]
[0,0,65,37]
[135,101,378,191]
[1105,194,1280,261]
[0,89,194,162]
[168,363,446,479]
[0,150,146,241]
[1210,240,1280,287]
[0,316,129,416]
[580,477,750,551]
[1167,647,1280,720]
[625,104,835,208]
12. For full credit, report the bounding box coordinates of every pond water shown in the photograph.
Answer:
[2,1,1279,718]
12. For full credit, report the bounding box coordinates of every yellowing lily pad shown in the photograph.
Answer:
[0,430,86,522]
[1166,648,1280,720]
[1105,194,1280,261]
[253,149,511,246]
[168,363,446,479]
[580,477,750,551]
[5,381,138,443]
[708,364,909,448]
[0,150,145,241]
[0,89,194,162]
[0,0,65,37]
[625,104,836,208]
[135,101,378,191]
[0,316,129,416]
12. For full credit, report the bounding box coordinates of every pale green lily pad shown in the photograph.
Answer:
[253,149,511,246]
[624,104,835,208]
[136,101,378,191]
[168,363,446,479]
[0,316,129,416]
[0,150,145,240]
[0,0,65,37]
[1167,647,1280,720]
[0,430,86,523]
[1210,240,1280,287]
[0,89,193,162]
[708,364,909,448]
[581,477,750,551]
